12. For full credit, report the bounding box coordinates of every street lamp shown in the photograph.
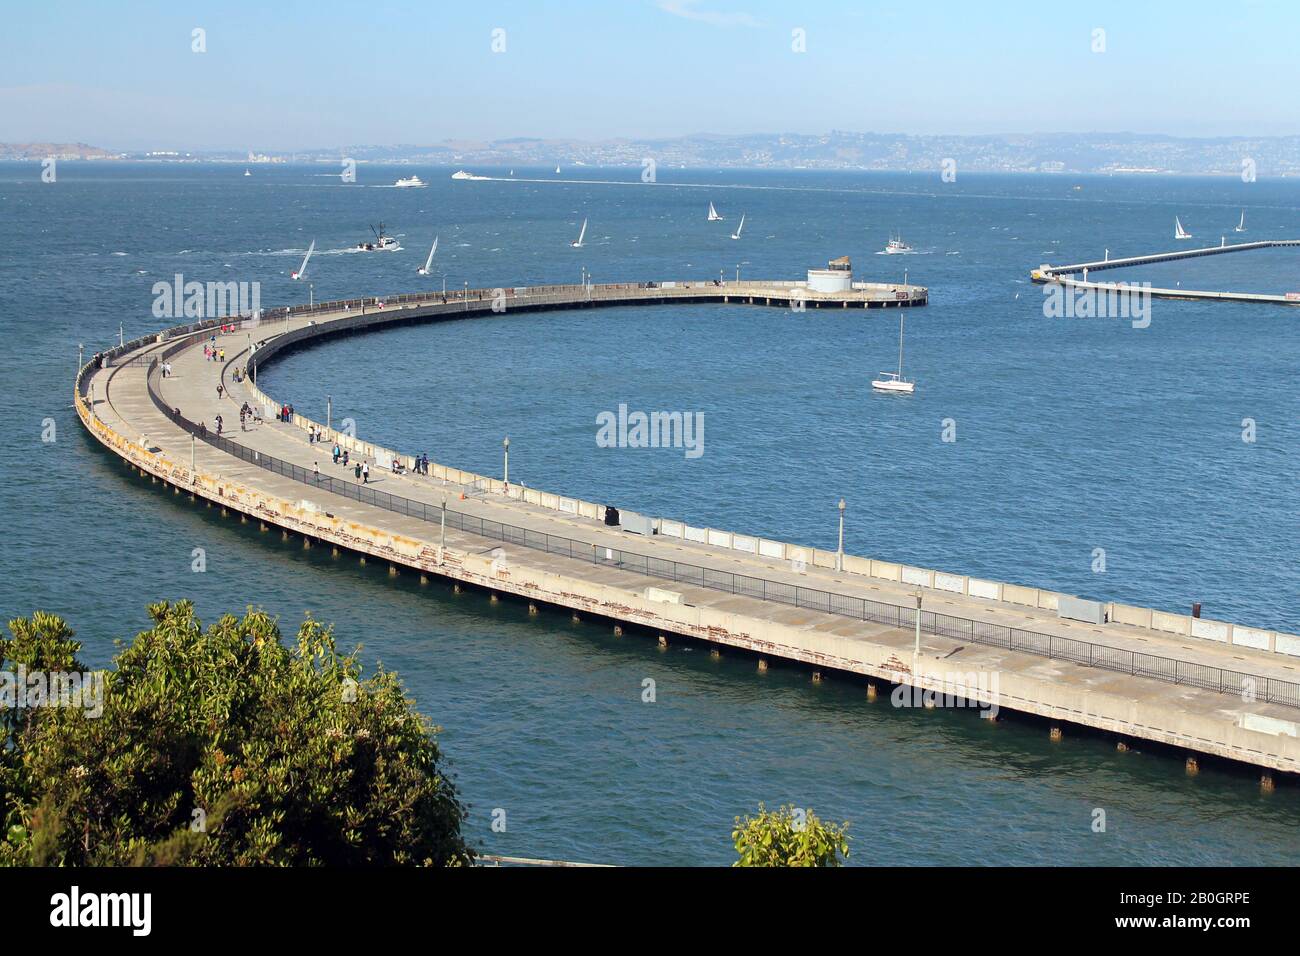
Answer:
[464,280,469,311]
[78,342,84,377]
[502,437,510,485]
[735,264,740,283]
[836,498,846,572]
[913,591,923,658]
[327,395,332,431]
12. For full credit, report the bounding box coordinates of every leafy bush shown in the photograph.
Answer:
[732,803,850,867]
[1,601,470,866]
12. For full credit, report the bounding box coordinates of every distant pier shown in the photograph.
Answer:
[1031,238,1300,307]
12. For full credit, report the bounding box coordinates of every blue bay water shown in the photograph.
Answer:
[1,163,1297,864]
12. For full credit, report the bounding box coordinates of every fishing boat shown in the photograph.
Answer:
[570,218,587,248]
[707,202,723,222]
[394,175,426,188]
[291,240,315,281]
[730,213,745,240]
[883,233,912,254]
[417,236,438,275]
[1235,210,1246,233]
[871,314,915,394]
[355,223,400,252]
[1175,216,1192,240]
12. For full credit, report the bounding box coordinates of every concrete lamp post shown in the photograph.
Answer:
[913,591,923,658]
[836,498,846,572]
[503,437,510,486]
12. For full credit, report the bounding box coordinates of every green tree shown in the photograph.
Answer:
[1,601,471,866]
[732,803,850,867]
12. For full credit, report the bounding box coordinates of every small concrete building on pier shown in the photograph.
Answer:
[806,255,854,293]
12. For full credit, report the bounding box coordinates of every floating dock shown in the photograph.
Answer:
[76,277,1300,782]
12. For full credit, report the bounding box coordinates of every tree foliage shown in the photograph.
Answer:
[732,803,850,867]
[1,601,471,866]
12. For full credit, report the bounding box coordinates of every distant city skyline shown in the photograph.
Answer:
[2,0,1297,150]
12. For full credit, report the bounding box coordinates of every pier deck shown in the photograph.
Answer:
[1031,239,1300,307]
[77,281,1300,777]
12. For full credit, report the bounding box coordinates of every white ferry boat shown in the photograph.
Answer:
[394,175,425,188]
[451,169,488,180]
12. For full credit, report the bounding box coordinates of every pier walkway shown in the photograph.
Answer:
[77,280,1300,777]
[1031,239,1300,307]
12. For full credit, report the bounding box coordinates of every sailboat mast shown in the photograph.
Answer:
[897,315,905,377]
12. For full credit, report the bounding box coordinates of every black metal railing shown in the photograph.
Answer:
[141,356,1300,711]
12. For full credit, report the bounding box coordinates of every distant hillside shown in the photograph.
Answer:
[242,132,1300,176]
[0,142,123,160]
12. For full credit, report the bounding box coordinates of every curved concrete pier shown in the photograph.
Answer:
[76,279,1300,776]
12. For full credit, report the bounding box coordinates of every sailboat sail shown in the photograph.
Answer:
[419,236,438,274]
[292,240,315,280]
[1236,210,1246,232]
[731,214,745,240]
[707,202,722,221]
[571,218,587,247]
[1175,216,1191,239]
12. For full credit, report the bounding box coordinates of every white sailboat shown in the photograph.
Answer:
[872,314,915,394]
[243,169,251,177]
[417,236,438,275]
[1235,210,1246,233]
[1175,216,1192,240]
[570,218,587,248]
[707,201,723,222]
[291,240,315,280]
[730,213,745,240]
[555,165,561,174]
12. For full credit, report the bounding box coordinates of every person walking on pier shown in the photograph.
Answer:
[313,462,320,482]
[362,462,369,484]
[332,443,341,464]
[354,461,362,481]
[217,383,224,400]
[215,415,223,437]
[342,449,349,467]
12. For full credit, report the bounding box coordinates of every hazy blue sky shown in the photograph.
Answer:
[2,0,1295,149]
